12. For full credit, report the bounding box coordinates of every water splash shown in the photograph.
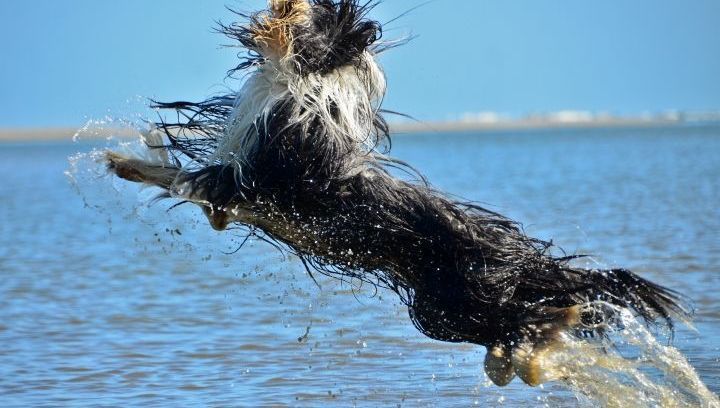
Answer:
[65,123,264,264]
[535,304,719,407]
[66,125,153,222]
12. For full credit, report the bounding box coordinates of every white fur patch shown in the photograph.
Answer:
[213,51,386,177]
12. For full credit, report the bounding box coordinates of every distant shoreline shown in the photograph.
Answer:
[390,117,699,134]
[1,118,718,142]
[0,127,139,143]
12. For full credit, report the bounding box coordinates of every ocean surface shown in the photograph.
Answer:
[1,126,718,406]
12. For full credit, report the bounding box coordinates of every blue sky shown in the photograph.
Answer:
[1,0,718,127]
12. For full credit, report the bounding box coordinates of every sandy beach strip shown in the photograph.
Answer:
[0,127,143,143]
[0,128,77,142]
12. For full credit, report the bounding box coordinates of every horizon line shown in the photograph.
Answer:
[2,113,720,142]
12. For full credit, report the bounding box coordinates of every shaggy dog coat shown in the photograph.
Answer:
[106,0,689,386]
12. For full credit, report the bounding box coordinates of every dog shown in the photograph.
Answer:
[105,0,690,386]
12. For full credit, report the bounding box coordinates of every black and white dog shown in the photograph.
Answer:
[106,0,689,386]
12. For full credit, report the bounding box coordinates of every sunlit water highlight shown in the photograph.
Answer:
[1,126,718,406]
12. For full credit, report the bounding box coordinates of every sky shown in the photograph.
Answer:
[0,0,719,127]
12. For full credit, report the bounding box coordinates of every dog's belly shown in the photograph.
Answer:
[206,179,518,349]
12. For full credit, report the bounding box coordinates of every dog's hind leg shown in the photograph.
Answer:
[510,305,585,386]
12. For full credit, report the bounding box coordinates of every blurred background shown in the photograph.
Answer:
[0,1,718,406]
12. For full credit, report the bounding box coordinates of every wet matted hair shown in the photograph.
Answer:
[105,0,691,386]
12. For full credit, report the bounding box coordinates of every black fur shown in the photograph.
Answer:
[292,0,382,74]
[109,0,691,359]
[217,1,382,76]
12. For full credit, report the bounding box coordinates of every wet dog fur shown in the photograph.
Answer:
[105,0,690,386]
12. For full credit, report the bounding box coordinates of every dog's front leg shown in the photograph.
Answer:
[105,151,232,229]
[105,151,280,234]
[105,151,179,190]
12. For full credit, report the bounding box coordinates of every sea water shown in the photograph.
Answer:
[0,126,718,406]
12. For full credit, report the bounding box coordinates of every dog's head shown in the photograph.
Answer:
[225,0,382,75]
[153,1,391,173]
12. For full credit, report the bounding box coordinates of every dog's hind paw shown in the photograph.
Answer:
[484,305,596,386]
[484,344,516,386]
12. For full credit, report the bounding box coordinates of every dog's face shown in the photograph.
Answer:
[242,0,381,74]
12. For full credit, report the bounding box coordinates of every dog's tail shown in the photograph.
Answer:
[570,267,692,332]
